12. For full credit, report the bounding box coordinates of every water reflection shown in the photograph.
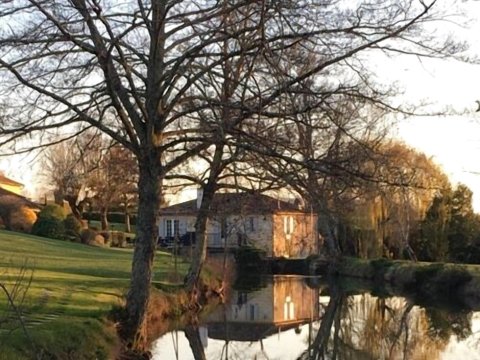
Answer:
[152,276,480,359]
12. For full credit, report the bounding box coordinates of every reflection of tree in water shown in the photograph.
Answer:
[175,277,473,360]
[299,291,473,360]
[184,324,207,360]
[184,304,274,360]
[425,307,472,342]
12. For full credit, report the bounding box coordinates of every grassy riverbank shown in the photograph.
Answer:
[334,257,480,309]
[0,230,189,359]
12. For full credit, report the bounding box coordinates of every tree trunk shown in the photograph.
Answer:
[184,324,207,360]
[125,208,132,233]
[184,182,215,292]
[304,166,341,257]
[184,144,224,292]
[315,197,341,257]
[100,206,109,230]
[310,288,344,359]
[65,194,83,221]
[122,155,161,351]
[53,190,64,206]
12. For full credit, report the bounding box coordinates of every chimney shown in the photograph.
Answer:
[294,197,305,210]
[196,187,203,209]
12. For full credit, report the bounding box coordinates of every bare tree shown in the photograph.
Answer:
[0,0,461,352]
[42,131,104,220]
[90,144,138,230]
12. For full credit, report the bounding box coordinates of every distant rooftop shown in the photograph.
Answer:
[0,187,40,209]
[160,192,307,216]
[0,173,23,187]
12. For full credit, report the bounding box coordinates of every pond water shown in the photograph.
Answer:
[151,275,480,359]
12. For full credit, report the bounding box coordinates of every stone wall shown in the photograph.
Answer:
[272,212,318,258]
[223,214,274,254]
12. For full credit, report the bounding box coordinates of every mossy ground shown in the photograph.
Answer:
[0,230,189,359]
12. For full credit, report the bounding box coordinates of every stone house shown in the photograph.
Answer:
[157,192,318,258]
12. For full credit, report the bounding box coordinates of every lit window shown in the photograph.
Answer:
[284,216,294,235]
[249,217,255,232]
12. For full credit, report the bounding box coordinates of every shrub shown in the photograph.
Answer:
[31,217,65,239]
[0,195,37,233]
[79,229,105,246]
[234,246,266,264]
[93,234,105,246]
[80,229,97,245]
[117,232,126,248]
[9,207,37,233]
[31,204,70,239]
[234,246,267,274]
[99,231,111,246]
[110,231,127,248]
[38,204,67,221]
[63,214,83,241]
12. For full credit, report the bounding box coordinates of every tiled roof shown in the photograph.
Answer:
[0,174,23,187]
[160,192,305,216]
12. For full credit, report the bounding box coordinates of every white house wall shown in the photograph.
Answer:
[158,211,318,259]
[158,215,221,240]
[221,214,274,255]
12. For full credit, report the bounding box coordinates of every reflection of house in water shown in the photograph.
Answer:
[206,276,319,341]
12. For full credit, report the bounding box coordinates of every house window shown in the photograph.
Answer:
[283,295,295,320]
[249,304,257,320]
[221,218,227,238]
[166,219,180,237]
[284,216,294,235]
[248,217,255,232]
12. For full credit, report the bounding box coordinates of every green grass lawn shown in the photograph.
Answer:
[0,230,188,359]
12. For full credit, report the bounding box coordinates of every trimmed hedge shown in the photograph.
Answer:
[82,212,137,225]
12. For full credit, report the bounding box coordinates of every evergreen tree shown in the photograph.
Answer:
[413,191,451,261]
[412,184,480,263]
[448,185,480,262]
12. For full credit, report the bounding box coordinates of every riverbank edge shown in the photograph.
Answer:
[325,257,480,310]
[6,273,224,360]
[113,270,225,359]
